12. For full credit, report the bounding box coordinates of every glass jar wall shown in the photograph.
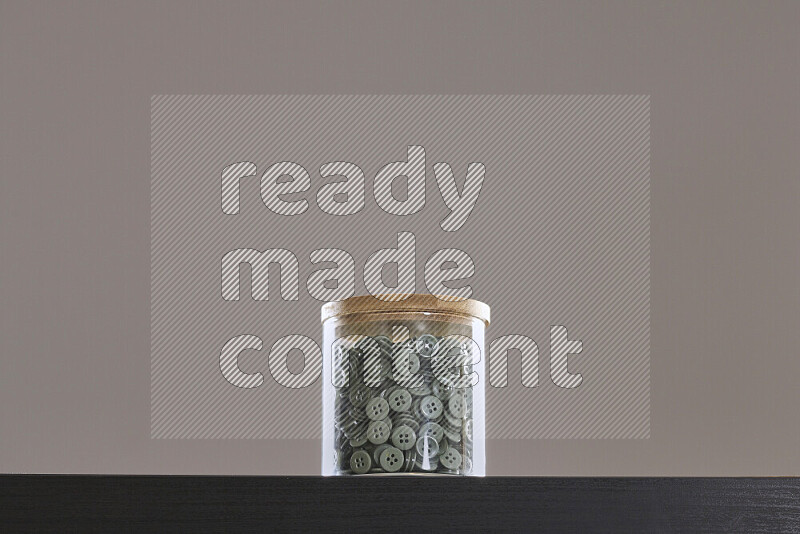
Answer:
[321,295,489,476]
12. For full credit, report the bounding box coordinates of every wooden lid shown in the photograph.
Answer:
[321,294,490,325]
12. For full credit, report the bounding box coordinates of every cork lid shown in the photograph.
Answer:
[321,294,490,325]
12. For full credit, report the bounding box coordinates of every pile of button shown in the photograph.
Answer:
[333,333,474,475]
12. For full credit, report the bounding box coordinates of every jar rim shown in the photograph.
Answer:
[321,294,490,325]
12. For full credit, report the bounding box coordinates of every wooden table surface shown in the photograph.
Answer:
[2,476,799,532]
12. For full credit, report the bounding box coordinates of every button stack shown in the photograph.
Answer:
[333,334,475,475]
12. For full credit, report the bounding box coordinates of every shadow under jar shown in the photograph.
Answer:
[321,294,490,476]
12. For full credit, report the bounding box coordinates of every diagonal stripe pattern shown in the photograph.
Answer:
[151,95,650,439]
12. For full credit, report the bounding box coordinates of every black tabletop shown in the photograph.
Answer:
[2,476,799,532]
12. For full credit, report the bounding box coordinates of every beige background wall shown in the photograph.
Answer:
[1,0,798,475]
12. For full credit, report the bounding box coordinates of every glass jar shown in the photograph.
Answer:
[321,294,490,476]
